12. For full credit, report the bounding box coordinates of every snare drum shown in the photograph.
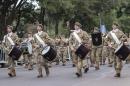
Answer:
[42,46,57,61]
[9,46,22,60]
[75,44,90,59]
[20,42,32,54]
[115,43,130,60]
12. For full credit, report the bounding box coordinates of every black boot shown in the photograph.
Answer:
[84,68,89,73]
[114,73,120,77]
[45,66,50,77]
[75,70,82,78]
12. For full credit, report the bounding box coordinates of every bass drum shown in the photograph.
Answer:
[42,46,57,61]
[9,46,22,60]
[115,43,130,60]
[75,44,90,59]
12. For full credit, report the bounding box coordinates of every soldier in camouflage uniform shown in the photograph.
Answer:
[101,33,109,65]
[33,24,53,78]
[22,32,34,70]
[106,23,128,77]
[69,22,90,77]
[2,25,19,77]
[58,36,68,66]
[91,27,102,70]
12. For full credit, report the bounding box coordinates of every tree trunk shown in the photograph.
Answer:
[40,7,45,25]
[55,20,59,35]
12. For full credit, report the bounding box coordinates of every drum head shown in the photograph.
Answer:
[27,42,32,54]
[42,46,50,55]
[115,43,130,60]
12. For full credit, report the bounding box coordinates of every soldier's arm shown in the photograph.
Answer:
[68,33,75,50]
[82,31,89,44]
[45,33,54,46]
[13,33,20,45]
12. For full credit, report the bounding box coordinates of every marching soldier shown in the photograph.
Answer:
[69,22,90,77]
[106,23,128,77]
[22,32,34,70]
[54,36,61,65]
[33,24,53,78]
[2,25,19,77]
[91,27,102,70]
[58,36,68,66]
[101,33,108,65]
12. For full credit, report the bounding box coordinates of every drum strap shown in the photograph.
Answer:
[72,31,82,44]
[110,31,121,45]
[7,36,15,45]
[35,33,46,47]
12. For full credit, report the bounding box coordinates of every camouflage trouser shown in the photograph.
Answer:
[23,54,33,69]
[71,51,77,66]
[91,47,102,68]
[34,50,49,76]
[54,48,60,64]
[76,57,88,74]
[108,48,114,66]
[7,56,15,68]
[71,51,88,74]
[114,56,122,74]
[59,48,67,65]
[101,46,108,64]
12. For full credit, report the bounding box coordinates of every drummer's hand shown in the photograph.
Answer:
[71,48,76,52]
[124,42,128,45]
[34,45,39,48]
[108,44,112,48]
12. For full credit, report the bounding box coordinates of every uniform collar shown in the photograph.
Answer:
[112,29,118,33]
[38,31,43,35]
[7,32,13,37]
[75,29,81,34]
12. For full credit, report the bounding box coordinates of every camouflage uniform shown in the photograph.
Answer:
[69,30,90,77]
[33,31,53,78]
[106,29,127,77]
[101,35,109,65]
[3,32,19,77]
[91,29,102,70]
[58,37,68,66]
[22,37,34,70]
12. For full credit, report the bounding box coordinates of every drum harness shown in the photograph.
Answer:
[34,33,48,50]
[72,31,82,47]
[110,31,121,45]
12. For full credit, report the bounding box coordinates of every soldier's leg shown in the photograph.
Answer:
[8,57,16,77]
[114,56,122,77]
[23,54,28,68]
[36,54,43,78]
[95,48,102,70]
[108,48,114,67]
[91,48,96,67]
[62,49,67,66]
[71,51,77,67]
[43,58,50,76]
[76,57,83,77]
[82,58,89,73]
[27,54,33,70]
[99,48,103,65]
[55,49,60,65]
[102,46,108,65]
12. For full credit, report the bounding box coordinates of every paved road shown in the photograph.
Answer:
[0,62,130,86]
